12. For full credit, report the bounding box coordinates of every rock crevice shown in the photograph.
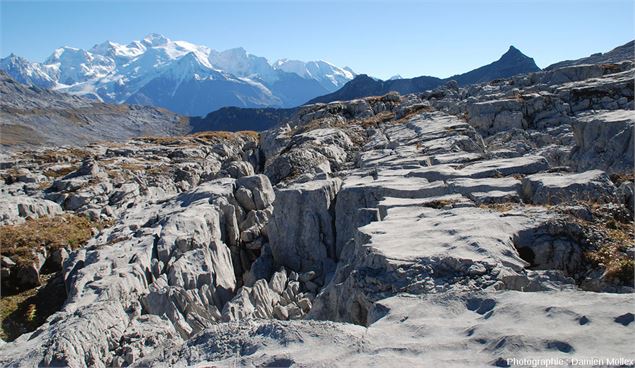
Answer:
[1,56,634,366]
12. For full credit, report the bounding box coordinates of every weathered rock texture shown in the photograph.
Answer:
[0,52,633,367]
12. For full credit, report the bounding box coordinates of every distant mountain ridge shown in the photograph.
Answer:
[190,107,295,133]
[3,40,632,143]
[0,34,356,116]
[0,71,189,150]
[207,41,631,132]
[308,45,540,104]
[545,40,634,70]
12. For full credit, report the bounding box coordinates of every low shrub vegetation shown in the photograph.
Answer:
[0,214,95,267]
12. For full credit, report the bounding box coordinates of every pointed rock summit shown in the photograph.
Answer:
[499,45,534,63]
[308,45,541,104]
[506,45,522,54]
[449,45,540,85]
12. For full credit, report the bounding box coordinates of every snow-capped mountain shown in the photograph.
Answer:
[210,47,278,84]
[0,34,355,116]
[273,59,355,91]
[0,54,56,88]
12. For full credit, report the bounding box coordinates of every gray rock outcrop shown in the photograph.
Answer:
[0,52,633,367]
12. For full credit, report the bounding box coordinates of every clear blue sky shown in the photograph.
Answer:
[1,0,633,79]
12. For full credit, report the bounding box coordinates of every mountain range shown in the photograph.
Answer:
[193,45,543,130]
[3,38,632,137]
[0,36,546,118]
[0,34,355,116]
[308,46,541,104]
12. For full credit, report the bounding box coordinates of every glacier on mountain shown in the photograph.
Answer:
[0,33,356,116]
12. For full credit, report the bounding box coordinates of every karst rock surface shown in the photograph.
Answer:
[0,58,633,367]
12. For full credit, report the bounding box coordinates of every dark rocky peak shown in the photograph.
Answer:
[498,45,537,65]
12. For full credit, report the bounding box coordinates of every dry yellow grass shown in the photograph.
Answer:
[119,163,146,172]
[237,130,260,139]
[482,199,633,284]
[138,136,190,145]
[43,165,78,178]
[146,165,172,176]
[610,172,635,186]
[358,111,396,128]
[36,181,51,190]
[193,130,259,140]
[364,96,383,104]
[600,63,622,73]
[584,219,634,283]
[0,285,38,340]
[555,201,635,284]
[30,148,91,164]
[0,214,94,267]
[478,202,516,212]
[192,131,236,140]
[141,130,260,146]
[392,105,435,125]
[423,199,458,209]
[586,244,634,283]
[293,117,348,135]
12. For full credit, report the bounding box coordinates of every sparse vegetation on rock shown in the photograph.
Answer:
[0,43,633,367]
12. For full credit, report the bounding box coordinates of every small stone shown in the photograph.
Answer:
[151,259,163,279]
[280,289,294,306]
[224,161,254,179]
[467,264,487,276]
[112,356,125,368]
[288,271,299,281]
[269,270,288,295]
[297,298,312,313]
[16,264,40,289]
[236,175,275,210]
[235,187,256,211]
[288,280,300,296]
[287,304,303,320]
[46,248,68,272]
[273,305,289,320]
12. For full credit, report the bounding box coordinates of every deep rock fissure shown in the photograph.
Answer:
[513,225,584,276]
[1,57,634,366]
